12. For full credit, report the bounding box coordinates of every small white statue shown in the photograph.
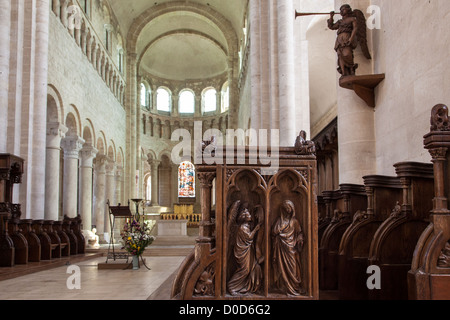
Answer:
[84,227,100,249]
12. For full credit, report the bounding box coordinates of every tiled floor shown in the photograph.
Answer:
[0,256,186,300]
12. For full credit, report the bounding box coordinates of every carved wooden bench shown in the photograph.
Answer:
[18,219,41,262]
[64,215,85,254]
[53,221,70,257]
[43,220,62,259]
[63,220,78,255]
[319,184,367,291]
[7,207,28,264]
[337,175,402,299]
[32,220,53,260]
[368,162,434,300]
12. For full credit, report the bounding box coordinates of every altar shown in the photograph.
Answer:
[157,219,188,237]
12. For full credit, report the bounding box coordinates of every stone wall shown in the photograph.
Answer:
[371,0,450,176]
[48,12,126,156]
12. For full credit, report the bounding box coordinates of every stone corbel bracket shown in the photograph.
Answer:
[339,74,385,108]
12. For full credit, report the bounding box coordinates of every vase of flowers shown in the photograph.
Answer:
[120,219,155,269]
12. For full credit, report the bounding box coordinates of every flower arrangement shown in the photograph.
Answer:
[120,219,155,256]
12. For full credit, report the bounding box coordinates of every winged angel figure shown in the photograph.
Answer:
[328,4,371,77]
[227,200,264,296]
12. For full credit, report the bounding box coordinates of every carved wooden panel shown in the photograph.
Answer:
[172,138,319,300]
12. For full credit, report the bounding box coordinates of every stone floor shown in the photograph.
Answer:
[0,255,186,300]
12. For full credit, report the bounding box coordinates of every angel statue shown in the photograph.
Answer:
[227,201,264,296]
[328,4,371,77]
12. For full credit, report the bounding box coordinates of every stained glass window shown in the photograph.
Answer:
[178,161,195,198]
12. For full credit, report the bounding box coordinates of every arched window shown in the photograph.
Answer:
[145,175,152,202]
[157,87,171,112]
[140,83,147,107]
[178,161,195,198]
[179,90,195,114]
[203,88,217,113]
[221,82,229,113]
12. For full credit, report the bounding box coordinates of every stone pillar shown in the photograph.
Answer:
[277,0,296,146]
[79,145,98,231]
[45,122,68,221]
[61,135,85,219]
[249,0,261,131]
[195,96,201,117]
[29,0,51,219]
[0,0,11,152]
[115,165,124,205]
[126,52,138,200]
[104,159,116,238]
[93,155,107,239]
[149,159,160,206]
[336,0,375,185]
[172,163,179,205]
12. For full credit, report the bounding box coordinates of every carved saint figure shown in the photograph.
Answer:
[327,4,371,76]
[295,130,316,155]
[228,201,263,296]
[272,200,304,296]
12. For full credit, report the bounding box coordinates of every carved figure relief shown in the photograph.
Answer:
[271,200,304,296]
[327,4,371,76]
[227,201,264,296]
[294,131,316,156]
[194,264,216,296]
[430,104,450,131]
[390,201,404,219]
[438,241,450,268]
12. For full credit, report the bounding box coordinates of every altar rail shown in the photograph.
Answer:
[160,213,201,227]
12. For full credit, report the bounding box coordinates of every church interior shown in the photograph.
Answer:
[0,0,449,302]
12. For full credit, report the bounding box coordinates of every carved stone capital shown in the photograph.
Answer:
[61,135,85,159]
[94,155,108,172]
[80,145,99,167]
[105,159,116,176]
[47,123,69,149]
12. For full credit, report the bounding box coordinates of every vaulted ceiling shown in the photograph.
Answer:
[108,0,248,81]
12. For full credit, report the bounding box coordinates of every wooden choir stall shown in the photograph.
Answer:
[171,132,319,300]
[408,104,450,300]
[0,153,86,268]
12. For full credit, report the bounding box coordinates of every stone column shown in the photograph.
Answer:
[249,0,262,131]
[172,163,179,205]
[61,135,85,219]
[93,155,107,239]
[336,0,375,185]
[115,165,124,205]
[104,159,116,239]
[29,0,50,219]
[149,159,160,206]
[79,145,98,231]
[125,52,138,200]
[0,0,11,152]
[45,122,68,221]
[277,0,296,146]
